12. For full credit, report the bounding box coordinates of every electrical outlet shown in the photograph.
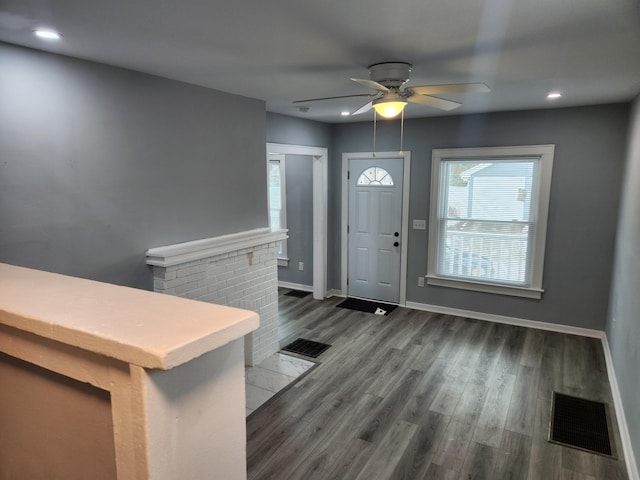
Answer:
[298,262,304,271]
[418,276,425,287]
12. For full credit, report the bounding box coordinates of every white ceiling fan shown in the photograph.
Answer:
[293,62,490,118]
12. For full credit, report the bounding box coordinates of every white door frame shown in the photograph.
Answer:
[267,143,328,300]
[342,151,411,306]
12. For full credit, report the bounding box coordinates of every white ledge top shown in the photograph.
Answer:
[145,228,288,267]
[0,263,259,370]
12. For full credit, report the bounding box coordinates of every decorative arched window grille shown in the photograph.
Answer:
[356,167,394,186]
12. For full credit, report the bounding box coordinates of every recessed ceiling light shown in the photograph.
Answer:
[546,92,562,99]
[33,29,62,40]
[341,111,350,116]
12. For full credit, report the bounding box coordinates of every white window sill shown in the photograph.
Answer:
[277,258,289,267]
[426,275,543,299]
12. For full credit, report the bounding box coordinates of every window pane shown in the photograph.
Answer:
[269,162,282,211]
[440,219,531,284]
[270,209,281,230]
[268,158,287,258]
[357,167,394,186]
[438,158,539,286]
[443,160,536,221]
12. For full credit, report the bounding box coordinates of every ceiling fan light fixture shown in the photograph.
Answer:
[372,96,407,118]
[293,62,490,118]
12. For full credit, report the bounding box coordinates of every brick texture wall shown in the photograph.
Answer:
[151,241,280,366]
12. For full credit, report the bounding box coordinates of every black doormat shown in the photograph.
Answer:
[549,392,614,457]
[336,298,397,316]
[284,290,311,298]
[282,338,331,358]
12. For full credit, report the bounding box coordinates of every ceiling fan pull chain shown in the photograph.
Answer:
[373,110,377,157]
[399,109,404,155]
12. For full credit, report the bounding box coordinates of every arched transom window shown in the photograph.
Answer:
[357,167,394,186]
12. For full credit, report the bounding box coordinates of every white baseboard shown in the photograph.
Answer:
[405,301,603,338]
[277,281,313,292]
[326,289,344,298]
[601,334,639,480]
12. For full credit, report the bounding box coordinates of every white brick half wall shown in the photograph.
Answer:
[146,228,287,366]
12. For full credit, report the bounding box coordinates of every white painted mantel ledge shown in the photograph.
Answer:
[0,263,258,480]
[145,227,288,268]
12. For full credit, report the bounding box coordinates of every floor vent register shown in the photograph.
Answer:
[282,338,331,358]
[549,392,614,457]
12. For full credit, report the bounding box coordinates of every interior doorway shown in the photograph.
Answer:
[266,143,328,300]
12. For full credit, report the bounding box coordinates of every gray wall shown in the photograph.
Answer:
[266,112,332,289]
[331,104,629,330]
[607,96,640,470]
[277,154,314,287]
[266,112,332,148]
[0,42,267,290]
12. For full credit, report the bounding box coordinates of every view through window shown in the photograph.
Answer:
[428,145,554,298]
[268,155,287,260]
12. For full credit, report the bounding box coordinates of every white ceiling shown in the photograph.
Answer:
[1,0,639,123]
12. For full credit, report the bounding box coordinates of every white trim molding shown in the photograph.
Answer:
[326,289,344,298]
[277,281,313,292]
[267,143,328,300]
[341,151,411,306]
[405,301,603,338]
[601,334,640,480]
[425,276,545,299]
[145,228,288,267]
[427,144,555,299]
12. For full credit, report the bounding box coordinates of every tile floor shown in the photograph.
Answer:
[245,352,315,416]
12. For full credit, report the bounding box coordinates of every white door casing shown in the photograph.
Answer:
[342,152,411,306]
[266,143,328,300]
[348,158,403,303]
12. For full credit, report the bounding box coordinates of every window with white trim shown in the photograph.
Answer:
[427,145,554,299]
[268,154,288,263]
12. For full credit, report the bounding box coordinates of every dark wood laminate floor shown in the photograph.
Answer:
[246,291,629,480]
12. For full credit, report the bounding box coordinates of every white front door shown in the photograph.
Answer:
[348,158,404,303]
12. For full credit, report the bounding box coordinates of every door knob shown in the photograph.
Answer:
[394,232,400,237]
[394,241,399,247]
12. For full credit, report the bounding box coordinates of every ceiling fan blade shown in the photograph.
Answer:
[350,78,390,93]
[408,94,462,111]
[408,83,491,95]
[351,101,373,115]
[293,93,375,104]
